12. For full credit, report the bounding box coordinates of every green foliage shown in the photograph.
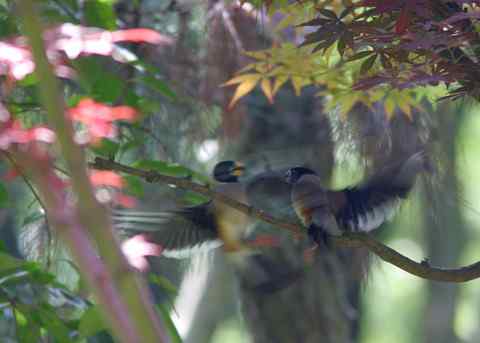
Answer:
[91,138,120,158]
[158,304,182,343]
[223,1,480,117]
[84,0,117,30]
[0,248,113,342]
[74,58,125,103]
[0,183,8,208]
[138,74,177,101]
[0,1,188,341]
[78,306,108,338]
[122,175,144,197]
[133,159,210,184]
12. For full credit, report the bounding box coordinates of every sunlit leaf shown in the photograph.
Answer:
[222,73,262,86]
[339,93,360,120]
[260,78,274,103]
[228,75,262,109]
[384,97,396,118]
[17,310,41,343]
[291,76,304,96]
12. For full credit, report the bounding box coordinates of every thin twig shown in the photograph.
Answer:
[92,156,480,283]
[2,151,47,212]
[2,151,53,267]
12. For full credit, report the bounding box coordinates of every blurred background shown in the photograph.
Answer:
[2,1,480,342]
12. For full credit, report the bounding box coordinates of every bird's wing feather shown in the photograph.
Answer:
[112,205,222,258]
[334,152,424,232]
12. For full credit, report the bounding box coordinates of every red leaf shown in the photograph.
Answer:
[395,7,410,34]
[68,98,137,143]
[89,170,124,188]
[0,24,172,83]
[0,120,55,149]
[110,29,173,45]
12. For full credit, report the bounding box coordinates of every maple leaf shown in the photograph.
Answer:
[222,73,262,109]
[68,98,137,143]
[0,119,55,150]
[0,24,172,82]
[89,170,124,188]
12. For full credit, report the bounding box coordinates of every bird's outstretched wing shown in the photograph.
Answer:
[334,151,424,232]
[112,205,222,258]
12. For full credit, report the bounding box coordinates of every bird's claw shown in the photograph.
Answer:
[307,225,333,249]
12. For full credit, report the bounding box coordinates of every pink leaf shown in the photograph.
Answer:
[90,170,124,188]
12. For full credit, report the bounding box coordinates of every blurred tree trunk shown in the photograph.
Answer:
[182,253,238,343]
[232,87,360,343]
[422,104,467,343]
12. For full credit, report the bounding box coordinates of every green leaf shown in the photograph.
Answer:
[79,306,108,338]
[360,54,377,75]
[337,37,346,57]
[123,175,144,197]
[318,9,338,20]
[74,58,124,102]
[91,139,120,158]
[36,305,73,342]
[0,182,7,207]
[25,264,56,285]
[133,160,191,178]
[149,274,177,295]
[118,138,142,154]
[84,0,117,30]
[138,74,177,101]
[17,73,38,87]
[347,50,374,62]
[339,7,352,19]
[182,192,209,205]
[17,310,41,343]
[132,159,211,184]
[157,304,182,343]
[0,252,24,272]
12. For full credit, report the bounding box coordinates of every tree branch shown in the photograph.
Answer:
[93,156,480,283]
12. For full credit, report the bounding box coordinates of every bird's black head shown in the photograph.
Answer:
[213,160,246,183]
[285,167,316,184]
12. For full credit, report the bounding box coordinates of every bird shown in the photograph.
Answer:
[113,160,292,259]
[285,151,425,245]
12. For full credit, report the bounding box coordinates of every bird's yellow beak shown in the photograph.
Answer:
[231,163,246,177]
